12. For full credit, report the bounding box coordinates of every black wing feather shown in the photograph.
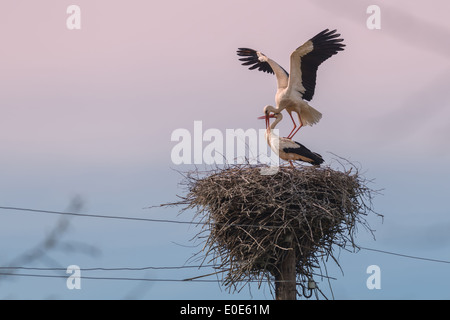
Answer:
[236,48,288,75]
[301,29,346,101]
[284,141,324,166]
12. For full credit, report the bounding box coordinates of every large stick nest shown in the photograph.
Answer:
[174,161,381,296]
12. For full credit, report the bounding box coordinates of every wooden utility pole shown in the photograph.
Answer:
[275,245,296,300]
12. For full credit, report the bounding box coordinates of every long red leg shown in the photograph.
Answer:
[288,114,303,139]
[288,122,303,139]
[285,112,297,139]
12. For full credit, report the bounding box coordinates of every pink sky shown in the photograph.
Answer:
[0,1,448,173]
[1,1,450,299]
[1,1,449,169]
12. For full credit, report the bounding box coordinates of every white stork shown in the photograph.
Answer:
[259,105,324,167]
[238,29,345,139]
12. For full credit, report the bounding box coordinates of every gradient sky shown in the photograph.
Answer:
[0,0,449,299]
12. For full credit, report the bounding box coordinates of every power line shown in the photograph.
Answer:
[0,264,338,281]
[0,272,222,283]
[359,246,450,265]
[0,206,197,226]
[2,206,450,266]
[0,206,281,229]
[0,272,308,284]
[0,265,217,272]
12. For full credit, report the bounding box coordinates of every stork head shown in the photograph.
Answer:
[257,105,277,129]
[262,105,277,116]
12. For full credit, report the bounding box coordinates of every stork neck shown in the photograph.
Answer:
[266,114,282,147]
[270,114,283,130]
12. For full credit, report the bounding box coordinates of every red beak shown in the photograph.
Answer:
[258,113,276,129]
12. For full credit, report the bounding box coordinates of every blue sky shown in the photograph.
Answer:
[1,0,449,299]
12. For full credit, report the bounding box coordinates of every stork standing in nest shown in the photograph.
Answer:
[238,29,345,139]
[259,105,324,167]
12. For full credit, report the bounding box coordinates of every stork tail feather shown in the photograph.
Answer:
[302,105,322,126]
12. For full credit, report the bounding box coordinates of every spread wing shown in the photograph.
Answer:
[237,48,289,89]
[288,29,346,101]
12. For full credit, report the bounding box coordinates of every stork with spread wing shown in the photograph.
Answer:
[238,29,345,139]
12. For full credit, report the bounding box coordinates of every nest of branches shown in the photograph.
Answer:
[173,161,380,296]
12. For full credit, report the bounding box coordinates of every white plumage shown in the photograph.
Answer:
[260,106,324,167]
[238,29,345,139]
